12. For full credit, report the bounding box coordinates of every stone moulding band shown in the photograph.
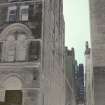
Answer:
[0,23,33,41]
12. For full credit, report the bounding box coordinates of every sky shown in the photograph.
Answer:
[63,0,91,64]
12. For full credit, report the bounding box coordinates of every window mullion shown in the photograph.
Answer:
[15,39,18,62]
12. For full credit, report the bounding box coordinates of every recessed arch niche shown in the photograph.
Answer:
[0,23,33,40]
[3,76,22,90]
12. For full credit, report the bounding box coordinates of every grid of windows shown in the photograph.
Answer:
[7,5,29,22]
[0,0,42,62]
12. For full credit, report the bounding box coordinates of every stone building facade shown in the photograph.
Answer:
[0,0,65,105]
[85,42,94,105]
[65,47,77,105]
[89,0,105,104]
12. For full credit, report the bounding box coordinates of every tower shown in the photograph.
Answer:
[85,42,94,105]
[0,0,65,105]
[64,47,77,105]
[89,0,105,105]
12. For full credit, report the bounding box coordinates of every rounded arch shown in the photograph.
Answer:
[0,23,33,40]
[4,77,22,90]
[1,73,24,90]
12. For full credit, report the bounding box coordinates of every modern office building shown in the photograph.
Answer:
[78,64,84,99]
[0,0,65,105]
[78,64,85,104]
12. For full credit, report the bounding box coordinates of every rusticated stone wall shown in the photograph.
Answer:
[42,0,65,105]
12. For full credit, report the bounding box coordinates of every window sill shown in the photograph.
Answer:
[0,61,41,69]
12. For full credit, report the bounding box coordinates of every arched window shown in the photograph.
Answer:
[4,34,27,62]
[0,23,35,63]
[5,35,15,62]
[16,34,27,61]
[4,76,22,90]
[3,76,22,105]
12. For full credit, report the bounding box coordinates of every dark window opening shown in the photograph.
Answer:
[9,14,16,22]
[29,3,42,22]
[0,7,7,25]
[28,5,34,21]
[34,12,42,22]
[5,90,22,105]
[7,6,17,22]
[31,24,41,38]
[33,71,39,80]
[28,41,40,61]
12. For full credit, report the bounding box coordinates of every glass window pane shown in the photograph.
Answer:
[20,6,29,21]
[10,10,16,14]
[7,6,17,22]
[9,14,16,22]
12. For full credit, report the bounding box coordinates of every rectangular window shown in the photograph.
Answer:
[28,41,40,61]
[20,5,29,21]
[7,6,17,22]
[5,90,22,105]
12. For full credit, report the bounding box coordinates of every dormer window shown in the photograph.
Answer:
[20,5,29,21]
[7,6,17,22]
